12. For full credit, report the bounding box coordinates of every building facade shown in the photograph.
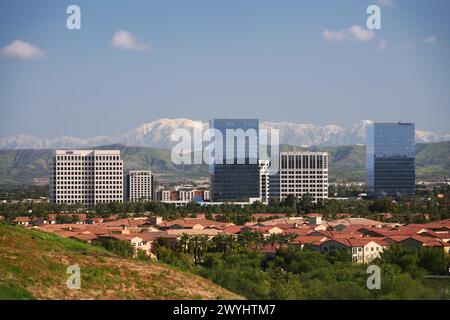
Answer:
[366,123,415,198]
[158,188,210,203]
[259,160,270,204]
[270,151,328,202]
[210,119,260,202]
[50,150,123,207]
[126,170,153,202]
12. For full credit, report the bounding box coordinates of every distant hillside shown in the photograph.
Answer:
[279,144,367,181]
[0,142,449,186]
[0,223,241,300]
[0,144,209,186]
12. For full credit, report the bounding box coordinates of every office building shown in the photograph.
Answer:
[366,122,415,198]
[210,119,260,202]
[270,151,329,202]
[157,188,210,206]
[50,150,123,207]
[259,160,270,204]
[126,170,153,202]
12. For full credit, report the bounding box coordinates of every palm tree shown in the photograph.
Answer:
[188,235,208,264]
[237,230,253,248]
[198,235,210,262]
[224,234,238,252]
[177,233,191,254]
[266,233,279,247]
[285,233,298,243]
[253,231,265,250]
[212,234,227,252]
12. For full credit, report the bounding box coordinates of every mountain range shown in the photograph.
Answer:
[1,119,450,150]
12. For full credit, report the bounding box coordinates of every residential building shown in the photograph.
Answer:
[210,119,260,202]
[126,170,153,202]
[50,150,123,207]
[270,151,329,202]
[308,238,386,264]
[366,122,416,198]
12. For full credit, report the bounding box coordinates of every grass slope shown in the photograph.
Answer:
[0,224,241,300]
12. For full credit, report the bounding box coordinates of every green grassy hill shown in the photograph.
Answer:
[0,223,242,300]
[0,141,449,185]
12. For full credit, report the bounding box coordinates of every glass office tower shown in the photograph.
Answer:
[210,119,260,202]
[366,123,416,198]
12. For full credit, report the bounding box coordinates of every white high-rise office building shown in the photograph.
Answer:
[259,160,270,204]
[270,151,328,202]
[50,150,124,207]
[126,170,153,202]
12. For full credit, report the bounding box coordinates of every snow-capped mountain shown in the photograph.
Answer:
[1,119,449,150]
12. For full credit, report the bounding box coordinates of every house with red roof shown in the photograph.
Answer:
[250,226,284,237]
[307,238,387,264]
[396,235,450,252]
[13,216,31,226]
[99,234,154,257]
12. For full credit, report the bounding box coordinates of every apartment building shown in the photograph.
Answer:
[270,151,328,202]
[50,150,123,207]
[126,170,153,202]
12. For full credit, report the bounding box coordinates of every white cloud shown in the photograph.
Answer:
[378,40,387,50]
[1,40,45,60]
[424,35,437,45]
[111,30,150,51]
[348,25,375,42]
[377,0,395,8]
[322,25,375,43]
[322,29,347,42]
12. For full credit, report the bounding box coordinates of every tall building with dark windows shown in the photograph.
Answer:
[210,119,260,202]
[366,123,416,198]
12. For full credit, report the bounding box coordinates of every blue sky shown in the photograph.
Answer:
[1,0,449,138]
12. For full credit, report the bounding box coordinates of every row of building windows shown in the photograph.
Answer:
[56,155,120,161]
[280,170,327,174]
[280,155,328,170]
[56,186,122,190]
[55,199,123,204]
[55,167,122,171]
[57,194,122,199]
[56,180,122,184]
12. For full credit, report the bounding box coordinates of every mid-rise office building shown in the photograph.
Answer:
[210,119,260,202]
[158,188,210,203]
[366,122,415,198]
[126,170,153,202]
[50,150,123,207]
[270,151,328,202]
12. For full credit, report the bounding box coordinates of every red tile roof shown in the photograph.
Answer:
[14,216,31,222]
[290,236,327,245]
[221,226,243,234]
